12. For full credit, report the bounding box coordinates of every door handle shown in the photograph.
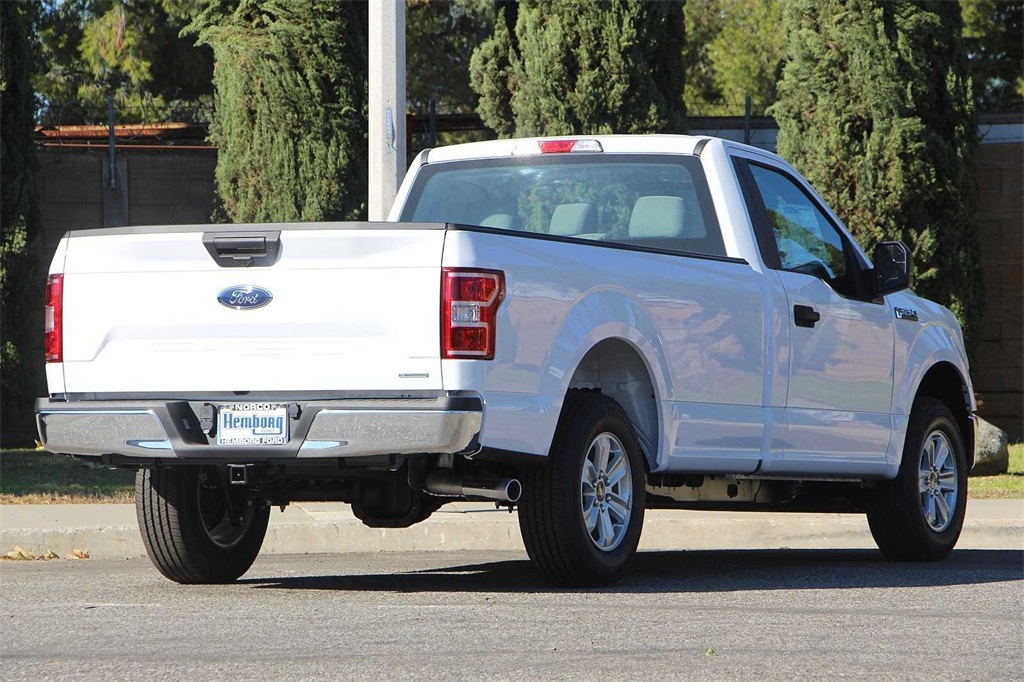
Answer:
[794,304,821,328]
[202,230,281,268]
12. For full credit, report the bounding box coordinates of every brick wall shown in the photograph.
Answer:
[973,142,1024,441]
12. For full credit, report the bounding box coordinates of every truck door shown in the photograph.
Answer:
[734,158,895,470]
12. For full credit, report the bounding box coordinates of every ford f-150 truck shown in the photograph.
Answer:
[37,135,976,586]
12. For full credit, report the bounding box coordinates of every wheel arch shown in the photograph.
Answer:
[913,361,975,469]
[564,337,661,473]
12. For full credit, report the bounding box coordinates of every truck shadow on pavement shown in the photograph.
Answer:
[240,548,1023,594]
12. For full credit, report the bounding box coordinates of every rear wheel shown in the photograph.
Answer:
[866,398,968,561]
[136,466,270,584]
[519,390,646,587]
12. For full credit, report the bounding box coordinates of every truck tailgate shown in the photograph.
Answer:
[57,225,445,394]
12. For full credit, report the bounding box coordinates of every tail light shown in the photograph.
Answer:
[442,268,505,360]
[44,274,64,363]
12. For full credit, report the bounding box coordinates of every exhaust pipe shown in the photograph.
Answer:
[425,472,522,504]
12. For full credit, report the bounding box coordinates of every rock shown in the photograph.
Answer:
[972,418,1009,476]
[4,546,35,561]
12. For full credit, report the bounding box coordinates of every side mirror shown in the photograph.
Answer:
[872,241,912,296]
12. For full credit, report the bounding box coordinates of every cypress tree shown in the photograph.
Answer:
[1,2,44,445]
[771,0,982,352]
[470,0,686,136]
[190,0,367,223]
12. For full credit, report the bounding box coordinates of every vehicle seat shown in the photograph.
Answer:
[479,213,515,229]
[549,202,598,237]
[628,196,689,238]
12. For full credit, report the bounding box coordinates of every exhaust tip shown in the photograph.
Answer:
[505,479,522,504]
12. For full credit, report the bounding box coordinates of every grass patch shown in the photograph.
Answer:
[969,443,1024,499]
[0,449,135,504]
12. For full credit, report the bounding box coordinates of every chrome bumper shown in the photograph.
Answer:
[36,396,482,462]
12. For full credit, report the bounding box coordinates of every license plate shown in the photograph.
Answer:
[216,403,289,446]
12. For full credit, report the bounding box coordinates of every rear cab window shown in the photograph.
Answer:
[400,154,728,259]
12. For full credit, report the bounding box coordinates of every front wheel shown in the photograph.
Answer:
[519,390,646,587]
[866,398,968,561]
[136,466,270,584]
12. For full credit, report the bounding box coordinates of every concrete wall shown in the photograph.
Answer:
[973,143,1024,441]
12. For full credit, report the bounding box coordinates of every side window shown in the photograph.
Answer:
[747,163,849,287]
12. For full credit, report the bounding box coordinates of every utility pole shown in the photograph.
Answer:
[368,0,406,221]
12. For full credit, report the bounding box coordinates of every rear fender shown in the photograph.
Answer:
[539,288,671,469]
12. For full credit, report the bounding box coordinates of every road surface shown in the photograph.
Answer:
[2,549,1022,680]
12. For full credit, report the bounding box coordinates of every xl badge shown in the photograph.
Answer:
[218,285,273,310]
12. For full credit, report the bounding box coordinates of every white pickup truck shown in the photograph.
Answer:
[37,135,976,586]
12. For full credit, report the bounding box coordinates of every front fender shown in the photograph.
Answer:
[892,296,974,417]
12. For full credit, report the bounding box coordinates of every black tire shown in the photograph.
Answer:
[866,397,968,561]
[519,390,646,587]
[135,466,270,584]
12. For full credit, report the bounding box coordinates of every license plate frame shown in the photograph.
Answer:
[215,403,289,446]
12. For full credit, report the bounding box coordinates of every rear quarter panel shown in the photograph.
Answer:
[441,229,767,469]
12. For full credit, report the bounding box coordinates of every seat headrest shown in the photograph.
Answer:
[479,213,514,229]
[629,196,688,238]
[549,203,597,236]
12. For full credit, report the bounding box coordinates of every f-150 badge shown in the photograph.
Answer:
[218,285,273,310]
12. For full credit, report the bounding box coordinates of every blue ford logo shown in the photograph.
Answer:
[218,285,273,310]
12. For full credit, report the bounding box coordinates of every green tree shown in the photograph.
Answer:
[34,0,213,125]
[407,0,497,115]
[771,0,983,352]
[189,0,368,223]
[960,0,1023,111]
[1,1,45,446]
[682,0,723,115]
[683,0,786,116]
[707,0,785,115]
[470,0,686,137]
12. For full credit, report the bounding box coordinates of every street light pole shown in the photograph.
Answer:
[368,0,407,221]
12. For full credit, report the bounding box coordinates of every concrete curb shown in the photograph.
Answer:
[2,500,1021,560]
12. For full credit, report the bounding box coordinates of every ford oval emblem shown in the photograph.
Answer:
[217,285,273,310]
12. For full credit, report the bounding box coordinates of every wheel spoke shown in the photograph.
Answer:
[934,437,951,472]
[927,436,939,468]
[606,494,630,523]
[923,494,937,526]
[606,455,627,486]
[595,436,611,474]
[938,470,957,492]
[598,509,614,548]
[583,458,599,486]
[918,473,930,494]
[582,487,596,511]
[585,503,600,533]
[934,492,952,527]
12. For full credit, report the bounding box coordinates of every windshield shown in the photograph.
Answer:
[400,155,727,258]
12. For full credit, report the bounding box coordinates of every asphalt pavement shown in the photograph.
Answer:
[2,549,1022,680]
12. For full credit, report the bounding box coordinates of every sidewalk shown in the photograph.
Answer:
[2,499,1021,560]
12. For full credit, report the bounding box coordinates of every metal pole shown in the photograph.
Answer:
[428,96,437,148]
[368,0,407,221]
[107,91,116,189]
[744,94,752,146]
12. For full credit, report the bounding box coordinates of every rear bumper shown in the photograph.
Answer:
[36,395,482,463]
